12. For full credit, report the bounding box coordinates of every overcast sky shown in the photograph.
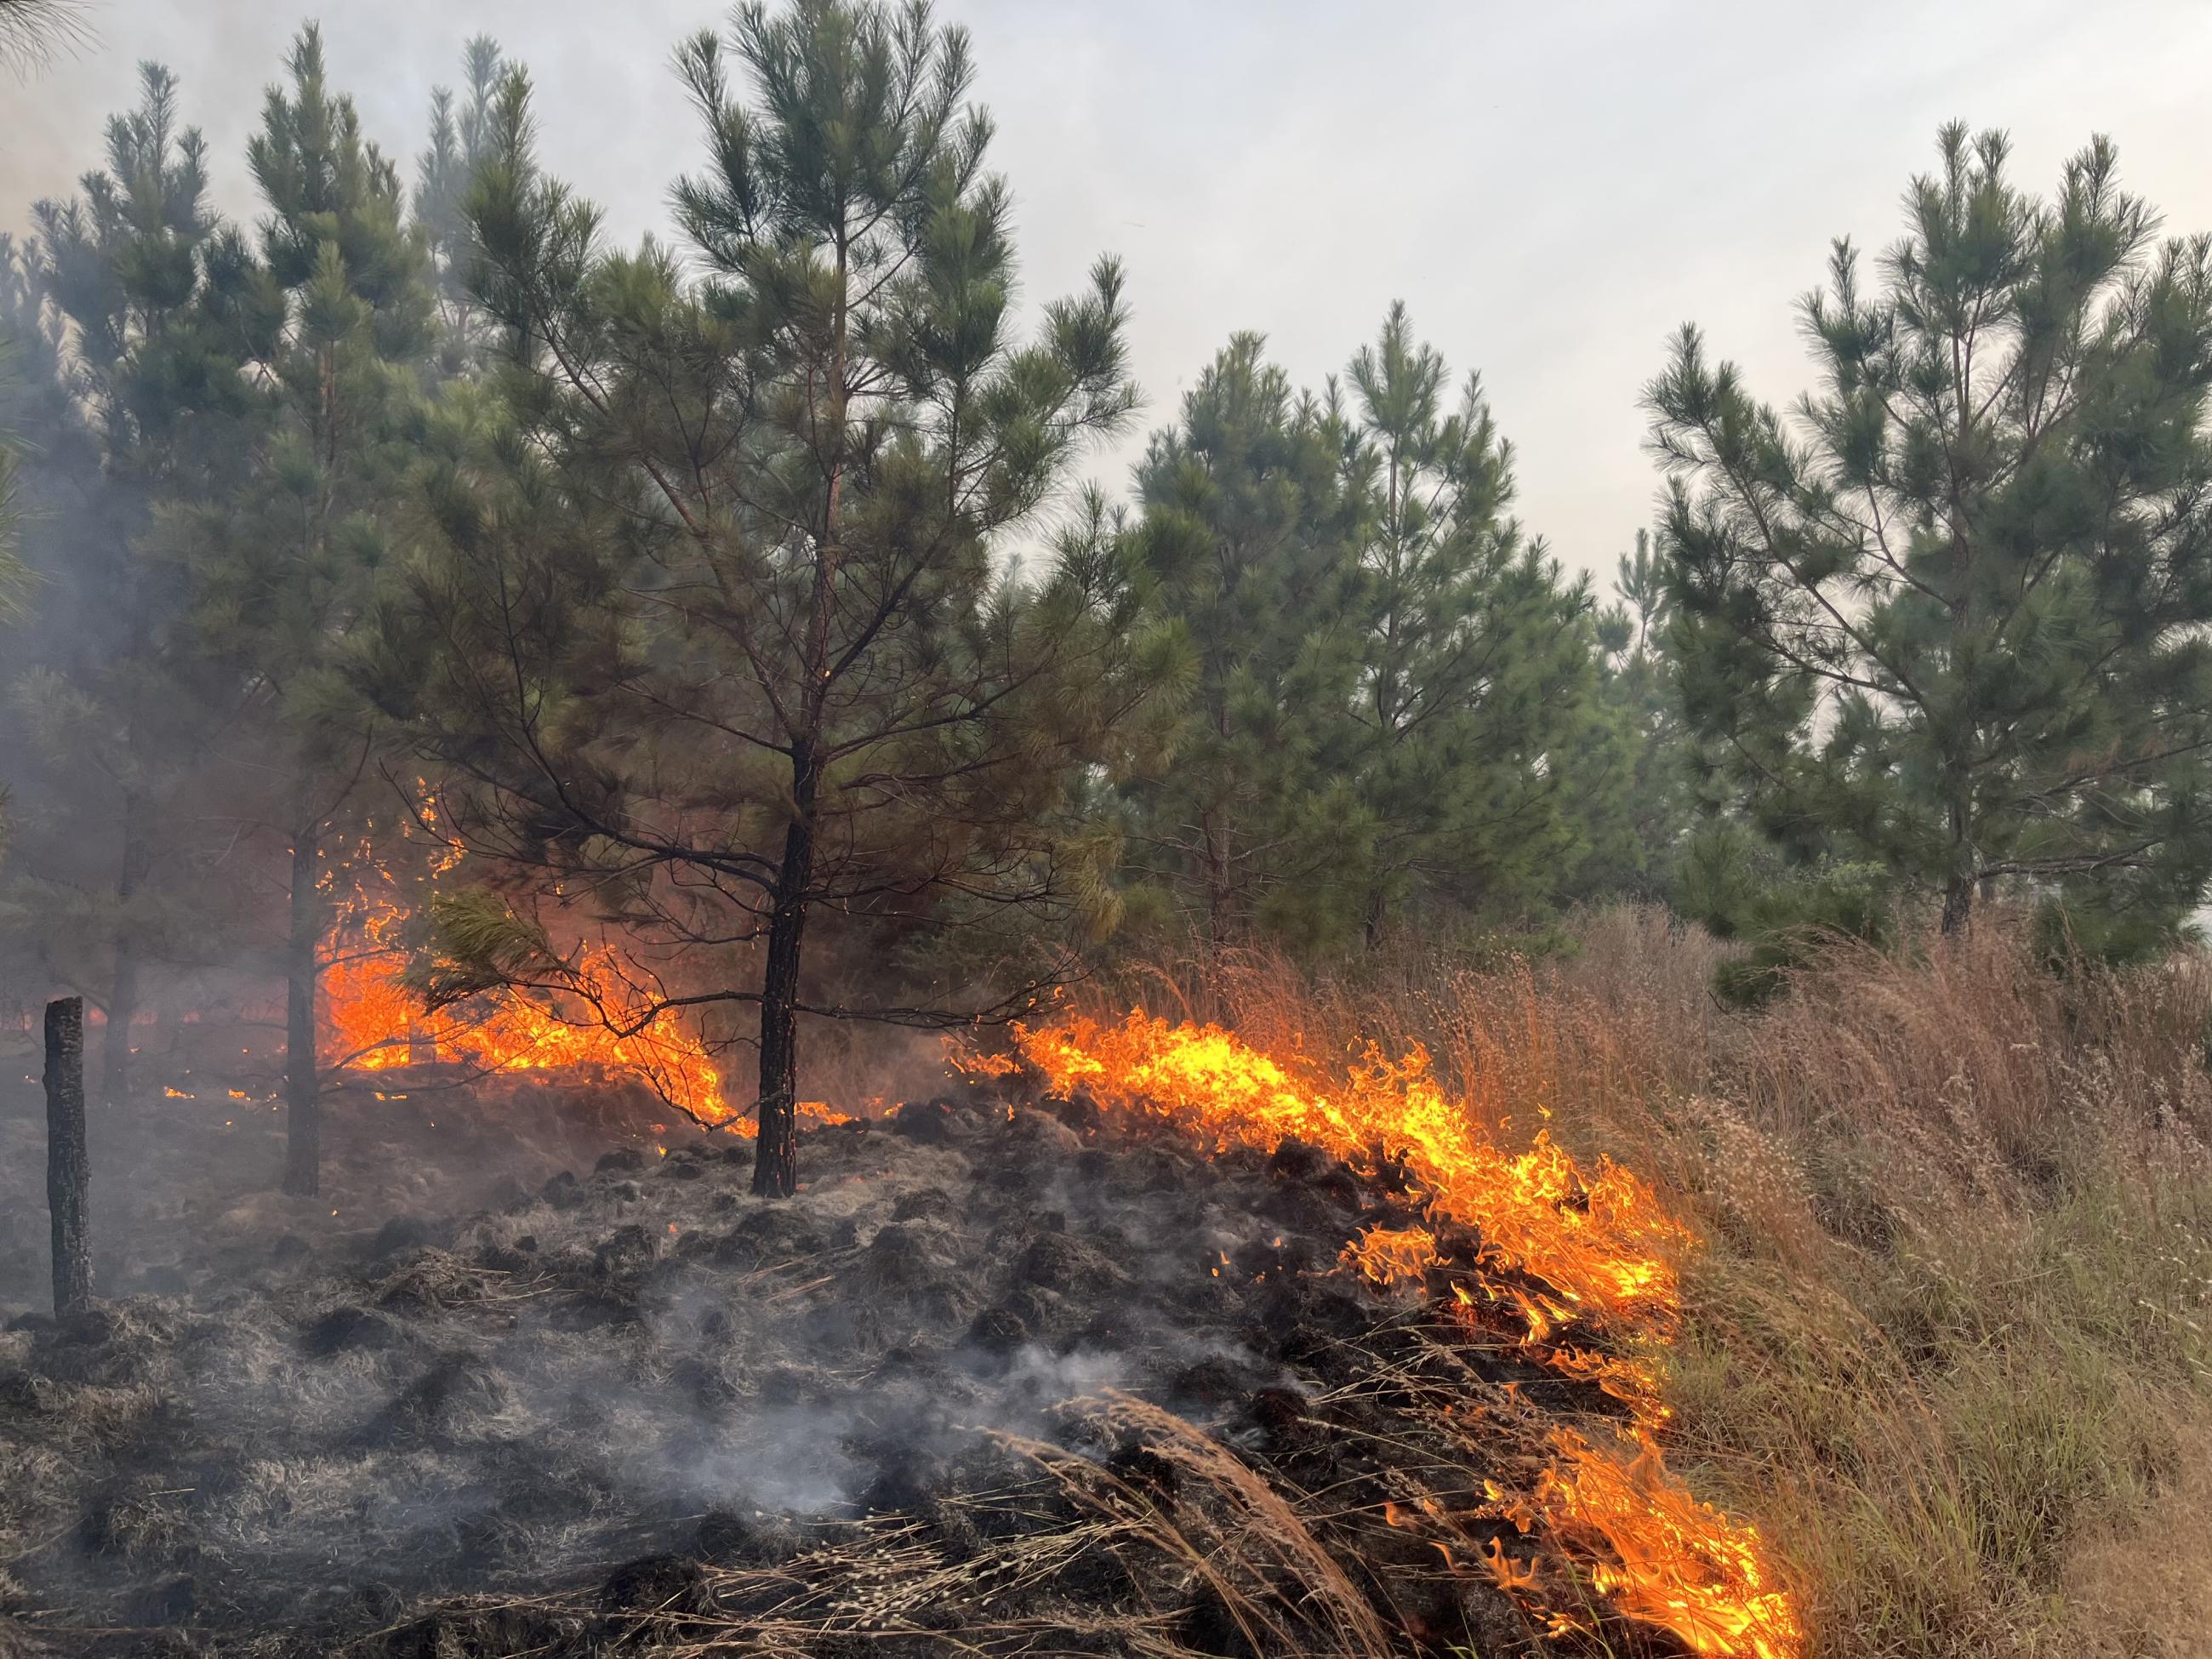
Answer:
[9,0,2212,583]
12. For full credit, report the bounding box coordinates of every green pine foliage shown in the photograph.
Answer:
[1650,125,2212,958]
[157,26,440,1194]
[1116,333,1370,949]
[0,0,84,74]
[0,65,265,1103]
[0,363,35,630]
[1345,304,1607,941]
[1577,530,1700,902]
[1117,311,1611,955]
[413,35,512,371]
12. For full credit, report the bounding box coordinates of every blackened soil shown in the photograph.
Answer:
[0,1080,1605,1659]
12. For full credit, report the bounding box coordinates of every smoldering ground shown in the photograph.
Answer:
[0,1063,1614,1658]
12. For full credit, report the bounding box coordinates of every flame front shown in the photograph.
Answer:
[322,896,730,1126]
[1000,1011,1800,1657]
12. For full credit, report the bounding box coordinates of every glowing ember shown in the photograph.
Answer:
[987,1012,1801,1658]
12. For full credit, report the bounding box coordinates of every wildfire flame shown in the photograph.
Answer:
[1345,1223,1440,1289]
[988,1011,1801,1658]
[1492,1426,1798,1659]
[322,896,731,1126]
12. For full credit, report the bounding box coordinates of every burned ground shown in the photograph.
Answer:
[0,1062,1656,1658]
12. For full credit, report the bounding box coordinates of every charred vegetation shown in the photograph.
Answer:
[0,1061,1630,1658]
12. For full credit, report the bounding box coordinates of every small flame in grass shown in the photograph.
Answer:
[1345,1223,1440,1288]
[983,1012,1801,1659]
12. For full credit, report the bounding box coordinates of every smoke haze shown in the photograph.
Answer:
[9,0,2212,579]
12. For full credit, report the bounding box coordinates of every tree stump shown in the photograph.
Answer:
[45,995,92,1315]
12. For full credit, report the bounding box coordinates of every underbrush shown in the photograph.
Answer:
[1114,912,2212,1657]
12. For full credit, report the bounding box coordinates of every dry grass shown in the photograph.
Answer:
[1102,910,2212,1657]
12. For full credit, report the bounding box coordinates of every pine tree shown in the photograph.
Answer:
[0,232,49,630]
[1578,529,1698,901]
[164,26,437,1193]
[4,66,268,1101]
[0,242,61,871]
[1117,333,1369,949]
[1118,311,1606,952]
[1650,127,2212,951]
[369,0,1154,1196]
[0,0,85,74]
[1343,304,1603,940]
[413,35,510,373]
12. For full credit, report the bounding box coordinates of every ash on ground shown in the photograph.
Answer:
[0,1075,1607,1658]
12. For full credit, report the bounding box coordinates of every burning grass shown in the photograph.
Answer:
[1148,913,2212,1658]
[3,909,2206,1657]
[322,893,732,1125]
[0,1060,1586,1656]
[981,1010,1797,1654]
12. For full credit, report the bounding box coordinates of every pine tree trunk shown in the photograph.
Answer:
[100,798,150,1107]
[750,231,845,1201]
[1941,782,1976,937]
[281,829,322,1196]
[44,996,92,1317]
[1941,870,1975,936]
[752,773,815,1200]
[1203,811,1230,954]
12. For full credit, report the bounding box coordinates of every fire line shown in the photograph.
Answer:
[989,1011,1802,1658]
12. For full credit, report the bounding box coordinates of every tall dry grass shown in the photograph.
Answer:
[1099,911,2212,1657]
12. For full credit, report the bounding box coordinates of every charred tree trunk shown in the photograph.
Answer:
[44,996,91,1317]
[753,755,816,1200]
[100,797,150,1107]
[100,801,150,1110]
[750,232,845,1202]
[281,829,322,1196]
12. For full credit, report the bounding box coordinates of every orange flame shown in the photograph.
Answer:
[987,1012,1800,1658]
[1344,1223,1440,1288]
[1003,1014,1687,1324]
[322,898,730,1125]
[1489,1426,1798,1658]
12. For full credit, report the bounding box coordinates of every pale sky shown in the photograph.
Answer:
[8,0,2212,585]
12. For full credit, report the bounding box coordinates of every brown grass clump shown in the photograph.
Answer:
[1101,910,2212,1658]
[549,1392,1405,1659]
[1011,1392,1397,1659]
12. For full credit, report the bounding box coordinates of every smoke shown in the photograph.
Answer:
[0,1072,1350,1645]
